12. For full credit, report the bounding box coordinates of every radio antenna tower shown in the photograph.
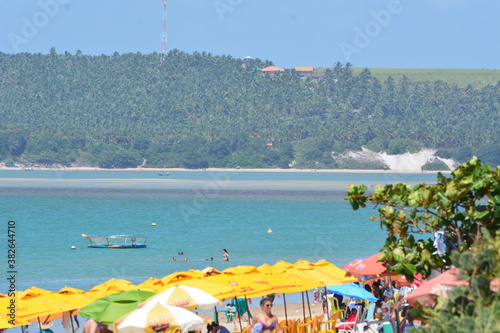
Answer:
[160,0,168,62]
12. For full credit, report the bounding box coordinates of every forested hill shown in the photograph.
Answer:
[1,49,499,169]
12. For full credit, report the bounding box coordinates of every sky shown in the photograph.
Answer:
[0,0,499,70]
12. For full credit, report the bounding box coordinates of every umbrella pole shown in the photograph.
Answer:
[214,306,218,324]
[69,311,76,333]
[74,314,80,328]
[323,286,331,330]
[301,292,306,320]
[234,296,243,331]
[37,317,42,333]
[283,293,288,323]
[306,290,312,319]
[244,296,251,323]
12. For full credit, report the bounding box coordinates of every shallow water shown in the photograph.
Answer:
[0,170,438,333]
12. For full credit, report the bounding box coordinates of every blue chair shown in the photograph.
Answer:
[364,302,376,321]
[213,309,235,323]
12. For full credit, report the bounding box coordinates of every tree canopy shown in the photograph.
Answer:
[345,157,500,331]
[1,50,500,168]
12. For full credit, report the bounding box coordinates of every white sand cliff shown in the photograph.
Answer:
[338,148,458,172]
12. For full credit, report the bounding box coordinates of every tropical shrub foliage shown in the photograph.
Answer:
[1,50,500,168]
[346,158,500,332]
[415,238,500,332]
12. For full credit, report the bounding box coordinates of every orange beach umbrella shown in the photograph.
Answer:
[405,268,468,307]
[342,253,395,278]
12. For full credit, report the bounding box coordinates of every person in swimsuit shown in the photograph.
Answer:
[251,297,282,333]
[222,249,230,261]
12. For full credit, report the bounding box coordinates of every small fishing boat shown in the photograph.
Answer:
[82,234,148,248]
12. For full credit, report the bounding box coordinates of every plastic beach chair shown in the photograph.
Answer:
[232,325,251,333]
[337,308,362,333]
[318,312,339,333]
[363,303,376,321]
[328,296,345,319]
[282,318,299,333]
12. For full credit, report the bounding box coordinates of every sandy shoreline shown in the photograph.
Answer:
[199,301,326,326]
[1,166,446,174]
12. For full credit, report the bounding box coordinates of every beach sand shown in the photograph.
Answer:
[1,166,444,174]
[199,301,327,327]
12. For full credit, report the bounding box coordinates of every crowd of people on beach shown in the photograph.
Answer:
[317,276,421,332]
[218,277,421,333]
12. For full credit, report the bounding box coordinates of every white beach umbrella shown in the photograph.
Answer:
[116,303,204,333]
[141,285,220,310]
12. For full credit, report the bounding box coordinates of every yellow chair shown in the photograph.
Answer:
[328,297,344,320]
[298,315,324,333]
[232,324,251,333]
[318,312,339,333]
[287,318,300,333]
[279,320,289,333]
[298,317,313,333]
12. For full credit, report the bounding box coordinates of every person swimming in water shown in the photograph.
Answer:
[222,249,229,261]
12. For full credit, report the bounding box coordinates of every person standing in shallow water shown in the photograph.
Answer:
[222,249,229,261]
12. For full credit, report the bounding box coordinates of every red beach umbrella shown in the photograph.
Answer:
[342,253,395,278]
[404,268,468,307]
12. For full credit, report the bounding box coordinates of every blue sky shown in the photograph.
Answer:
[1,0,498,69]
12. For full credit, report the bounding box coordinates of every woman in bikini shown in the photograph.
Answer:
[251,297,282,333]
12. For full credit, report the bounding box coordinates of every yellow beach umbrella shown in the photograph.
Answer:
[141,285,220,310]
[116,303,205,333]
[33,292,96,311]
[222,265,260,275]
[137,278,167,293]
[17,287,54,300]
[292,260,343,286]
[292,259,317,270]
[160,270,204,285]
[201,267,222,276]
[0,313,32,329]
[204,273,275,299]
[162,278,235,300]
[273,269,325,293]
[58,287,86,295]
[313,259,360,283]
[256,264,278,275]
[3,297,76,322]
[272,260,295,273]
[207,271,301,300]
[0,298,49,320]
[88,279,138,295]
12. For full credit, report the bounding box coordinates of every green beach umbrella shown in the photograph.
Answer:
[79,290,155,326]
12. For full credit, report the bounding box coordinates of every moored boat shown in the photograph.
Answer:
[82,234,148,248]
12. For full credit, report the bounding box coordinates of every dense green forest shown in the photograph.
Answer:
[1,49,499,169]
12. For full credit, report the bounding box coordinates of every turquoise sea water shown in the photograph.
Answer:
[1,170,443,333]
[0,169,440,294]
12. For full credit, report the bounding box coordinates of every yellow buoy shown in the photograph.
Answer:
[151,223,157,226]
[268,228,273,233]
[81,234,87,237]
